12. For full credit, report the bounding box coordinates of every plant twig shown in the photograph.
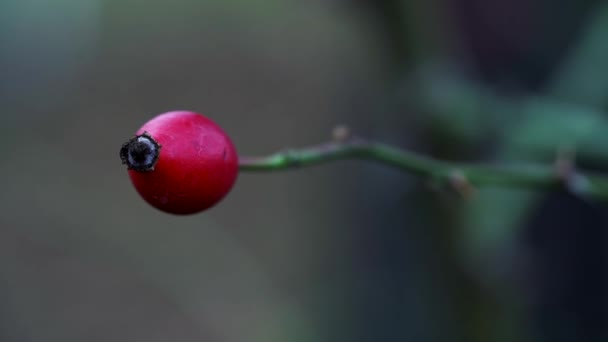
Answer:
[239,138,608,200]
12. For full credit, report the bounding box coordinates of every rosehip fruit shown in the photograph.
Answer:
[120,111,238,215]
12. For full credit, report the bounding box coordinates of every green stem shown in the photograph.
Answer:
[239,138,608,200]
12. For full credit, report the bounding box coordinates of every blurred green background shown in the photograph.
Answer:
[1,0,607,341]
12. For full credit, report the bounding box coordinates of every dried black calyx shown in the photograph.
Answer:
[120,132,161,172]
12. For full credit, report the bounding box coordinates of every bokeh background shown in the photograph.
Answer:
[1,0,607,341]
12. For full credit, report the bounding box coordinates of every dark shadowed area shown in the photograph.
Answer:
[0,0,607,341]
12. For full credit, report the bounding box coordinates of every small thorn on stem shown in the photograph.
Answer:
[554,145,576,181]
[331,125,351,142]
[553,146,590,196]
[448,170,476,199]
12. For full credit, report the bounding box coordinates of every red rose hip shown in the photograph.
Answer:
[120,111,238,215]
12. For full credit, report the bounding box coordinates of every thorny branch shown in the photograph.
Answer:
[239,134,608,201]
